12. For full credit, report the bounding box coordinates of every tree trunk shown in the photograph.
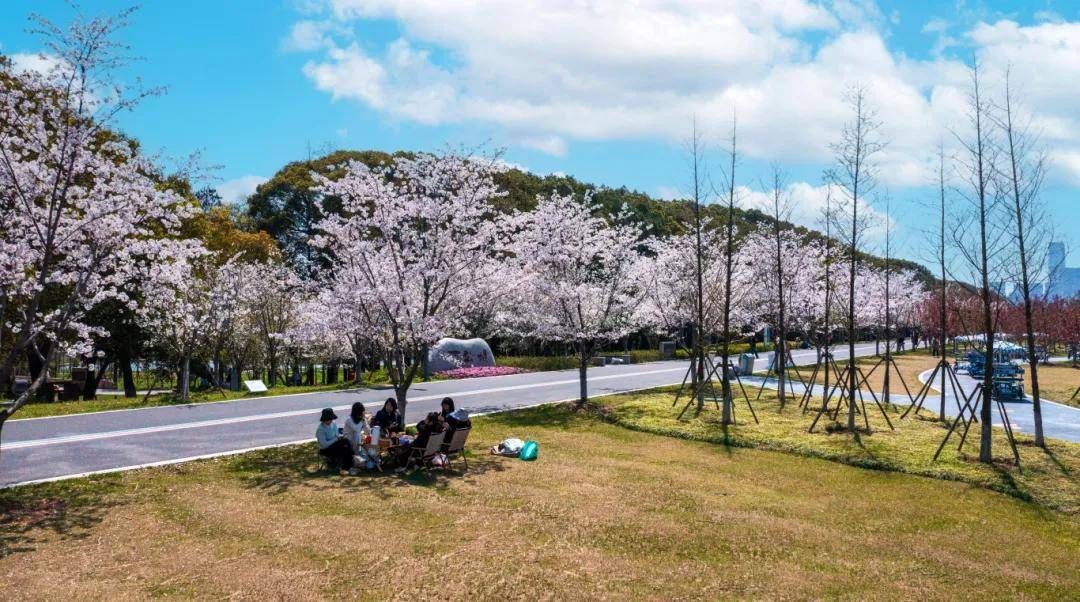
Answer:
[267,344,279,387]
[27,343,49,383]
[179,355,191,401]
[82,358,111,400]
[121,350,137,398]
[0,365,53,462]
[578,354,589,405]
[0,365,10,399]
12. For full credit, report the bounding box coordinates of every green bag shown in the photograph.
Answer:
[519,440,539,461]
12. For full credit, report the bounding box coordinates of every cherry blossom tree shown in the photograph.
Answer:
[509,192,647,405]
[311,152,511,418]
[634,230,756,356]
[245,261,305,387]
[283,289,356,384]
[0,9,189,439]
[743,223,825,407]
[137,243,218,401]
[209,258,264,391]
[742,167,826,409]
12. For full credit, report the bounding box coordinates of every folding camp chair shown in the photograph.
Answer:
[405,430,447,471]
[443,428,471,472]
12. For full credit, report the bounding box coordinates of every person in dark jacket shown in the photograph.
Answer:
[412,412,446,450]
[392,412,445,470]
[440,397,455,419]
[439,397,472,451]
[372,398,404,434]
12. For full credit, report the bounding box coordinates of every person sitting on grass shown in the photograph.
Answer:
[316,408,354,472]
[343,402,377,470]
[372,398,405,435]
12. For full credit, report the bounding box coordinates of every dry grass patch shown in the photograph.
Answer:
[1036,363,1080,407]
[603,387,1080,514]
[0,404,1077,600]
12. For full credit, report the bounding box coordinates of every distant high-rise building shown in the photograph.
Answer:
[1045,242,1079,299]
[993,241,1079,301]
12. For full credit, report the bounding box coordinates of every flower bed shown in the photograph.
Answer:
[435,366,533,379]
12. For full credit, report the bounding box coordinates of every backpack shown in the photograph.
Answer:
[519,440,539,461]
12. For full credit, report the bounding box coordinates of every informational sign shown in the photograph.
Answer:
[659,341,675,360]
[244,379,268,393]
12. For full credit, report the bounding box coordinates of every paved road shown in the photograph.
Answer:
[912,368,1080,443]
[746,358,1080,443]
[0,343,878,487]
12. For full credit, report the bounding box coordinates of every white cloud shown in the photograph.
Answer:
[218,175,269,205]
[9,52,65,75]
[1053,151,1080,187]
[302,43,387,108]
[520,134,568,157]
[288,3,1080,191]
[284,20,332,51]
[494,159,531,173]
[655,185,683,201]
[738,181,892,239]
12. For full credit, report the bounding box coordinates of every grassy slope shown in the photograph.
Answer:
[1,404,1078,599]
[603,387,1080,513]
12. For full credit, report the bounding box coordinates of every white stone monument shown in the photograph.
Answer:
[428,338,496,373]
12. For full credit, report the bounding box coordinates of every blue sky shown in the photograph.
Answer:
[1,1,1077,271]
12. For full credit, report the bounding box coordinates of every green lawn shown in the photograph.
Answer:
[1,402,1078,599]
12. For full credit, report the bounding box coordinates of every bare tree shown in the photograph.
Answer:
[880,192,894,401]
[685,117,713,411]
[827,87,884,436]
[936,146,950,419]
[718,113,742,424]
[765,166,792,408]
[950,61,1007,463]
[995,67,1051,447]
[815,186,836,417]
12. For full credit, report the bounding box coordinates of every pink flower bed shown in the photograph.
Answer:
[436,366,532,379]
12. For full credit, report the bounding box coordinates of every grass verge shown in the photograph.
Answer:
[12,381,368,420]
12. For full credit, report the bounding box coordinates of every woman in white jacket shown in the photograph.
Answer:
[343,402,377,471]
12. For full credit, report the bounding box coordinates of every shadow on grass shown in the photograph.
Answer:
[1033,444,1077,486]
[0,477,121,557]
[227,442,509,498]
